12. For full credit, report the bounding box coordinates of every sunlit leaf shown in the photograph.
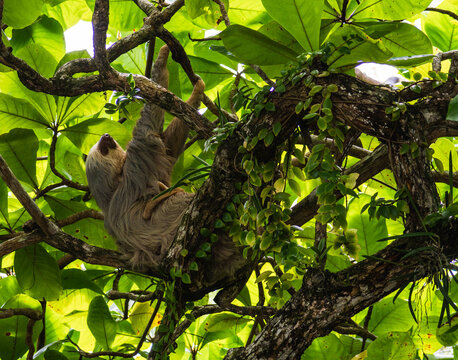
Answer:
[87,296,117,350]
[261,0,324,51]
[366,331,416,359]
[14,244,62,300]
[220,24,299,65]
[353,0,431,20]
[3,0,44,29]
[11,16,66,61]
[0,129,39,188]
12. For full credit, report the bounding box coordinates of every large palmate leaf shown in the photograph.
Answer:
[87,296,117,350]
[353,0,431,20]
[56,93,107,126]
[227,0,268,27]
[262,0,324,51]
[364,22,432,57]
[2,0,44,29]
[0,129,39,189]
[0,94,49,135]
[0,72,57,123]
[14,244,62,300]
[220,24,299,65]
[257,21,304,55]
[302,333,346,360]
[423,0,458,52]
[367,298,416,336]
[347,194,388,257]
[43,0,92,30]
[86,0,144,32]
[325,26,392,69]
[11,16,66,62]
[62,117,131,154]
[367,332,416,359]
[15,44,58,78]
[0,294,43,360]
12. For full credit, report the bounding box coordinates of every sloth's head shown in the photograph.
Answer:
[86,134,126,211]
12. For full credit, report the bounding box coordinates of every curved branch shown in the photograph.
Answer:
[225,219,458,359]
[0,155,60,236]
[426,7,458,21]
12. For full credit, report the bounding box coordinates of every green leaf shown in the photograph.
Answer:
[61,269,103,294]
[62,118,131,154]
[447,95,458,122]
[182,273,192,284]
[353,0,431,20]
[220,24,299,65]
[288,178,301,196]
[0,129,39,188]
[0,72,57,122]
[260,232,272,250]
[367,331,416,359]
[57,93,107,125]
[14,244,62,300]
[0,276,22,306]
[424,4,458,52]
[347,195,388,257]
[186,0,229,27]
[437,314,458,346]
[257,20,304,55]
[205,313,250,332]
[0,294,42,360]
[326,26,392,68]
[386,54,435,67]
[0,93,49,135]
[43,0,92,30]
[302,333,345,360]
[86,0,144,32]
[11,16,66,61]
[15,44,58,78]
[44,349,70,360]
[87,296,117,350]
[3,0,44,29]
[368,298,416,336]
[255,270,273,283]
[272,121,282,136]
[261,0,324,51]
[364,22,432,58]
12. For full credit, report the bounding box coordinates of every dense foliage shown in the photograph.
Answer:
[0,0,457,359]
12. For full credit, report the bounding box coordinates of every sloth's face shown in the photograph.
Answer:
[86,134,126,175]
[85,134,126,207]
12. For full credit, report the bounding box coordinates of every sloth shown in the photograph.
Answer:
[85,46,241,276]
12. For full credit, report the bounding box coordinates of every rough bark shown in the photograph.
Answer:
[225,219,458,360]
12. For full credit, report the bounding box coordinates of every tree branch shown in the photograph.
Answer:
[426,7,458,21]
[225,219,458,359]
[0,155,60,236]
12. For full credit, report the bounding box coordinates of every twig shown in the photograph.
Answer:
[0,308,42,320]
[132,0,158,15]
[67,292,163,358]
[0,232,41,257]
[250,65,275,87]
[55,209,104,227]
[212,0,230,27]
[433,50,458,72]
[426,7,458,21]
[0,155,60,236]
[49,132,89,192]
[334,320,376,341]
[106,289,158,302]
